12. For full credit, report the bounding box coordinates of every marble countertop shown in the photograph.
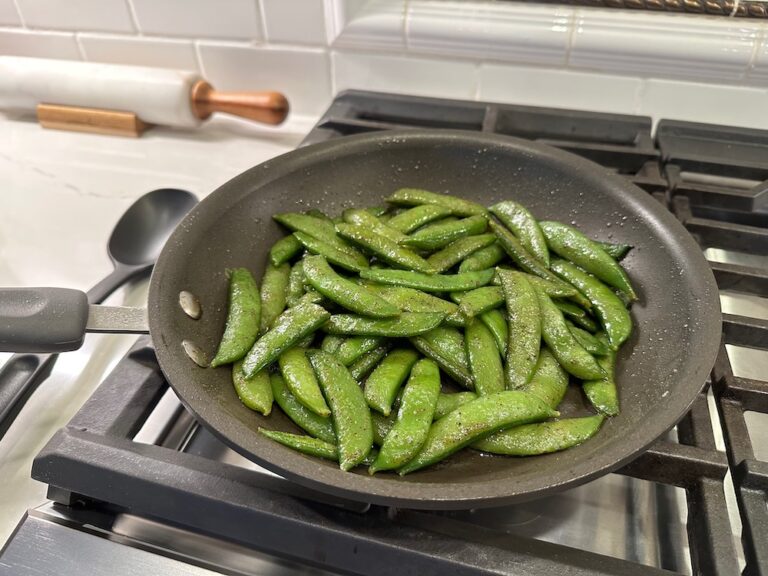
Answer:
[0,112,313,545]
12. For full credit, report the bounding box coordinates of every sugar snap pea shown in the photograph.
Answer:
[342,208,407,243]
[426,233,496,273]
[550,259,632,350]
[371,411,396,446]
[398,391,558,474]
[370,358,441,473]
[386,204,453,233]
[536,288,605,380]
[278,348,330,417]
[490,201,549,266]
[211,268,261,367]
[325,312,444,337]
[492,269,578,299]
[401,215,488,251]
[466,318,505,396]
[365,348,420,416]
[474,415,605,456]
[286,261,306,308]
[497,270,541,389]
[308,350,373,470]
[365,285,463,326]
[458,242,505,272]
[597,241,632,261]
[335,223,434,273]
[554,299,599,332]
[270,234,303,267]
[320,334,344,354]
[260,429,338,461]
[583,339,619,416]
[295,290,323,307]
[521,347,568,409]
[360,268,494,292]
[410,326,474,389]
[540,221,636,300]
[259,262,291,333]
[567,322,610,356]
[480,309,508,356]
[302,255,399,318]
[270,373,336,444]
[274,212,363,259]
[453,286,504,318]
[243,302,331,377]
[434,391,477,419]
[293,231,369,273]
[348,344,391,381]
[387,188,487,217]
[336,336,384,365]
[232,361,272,415]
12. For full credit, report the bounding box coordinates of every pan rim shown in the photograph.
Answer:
[149,128,722,510]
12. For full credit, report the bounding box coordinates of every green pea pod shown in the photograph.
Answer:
[232,361,272,415]
[293,231,369,273]
[348,344,391,381]
[401,215,488,251]
[490,201,550,266]
[259,262,291,333]
[410,326,473,390]
[370,358,441,473]
[371,411,396,446]
[453,286,504,318]
[540,221,636,300]
[336,336,384,365]
[567,322,610,356]
[522,347,568,409]
[480,309,508,356]
[320,334,345,354]
[278,348,330,417]
[210,268,261,367]
[295,290,323,307]
[426,234,496,273]
[366,205,390,218]
[325,312,445,337]
[366,286,463,326]
[474,415,605,455]
[550,259,632,350]
[273,212,364,259]
[286,261,306,308]
[270,234,303,267]
[458,242,505,272]
[466,318,505,396]
[260,429,338,461]
[554,300,599,332]
[243,303,331,377]
[307,350,374,470]
[342,208,408,243]
[434,391,477,419]
[497,270,541,389]
[270,373,336,444]
[387,204,453,233]
[364,348,420,416]
[492,269,578,299]
[416,216,458,234]
[583,340,619,416]
[536,288,605,380]
[398,391,558,475]
[360,268,494,292]
[302,255,400,318]
[335,223,434,273]
[386,188,487,216]
[596,241,632,261]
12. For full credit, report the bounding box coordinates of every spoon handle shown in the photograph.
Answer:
[86,263,148,304]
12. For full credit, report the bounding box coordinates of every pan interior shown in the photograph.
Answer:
[149,130,720,509]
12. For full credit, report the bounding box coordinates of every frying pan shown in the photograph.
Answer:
[7,130,723,509]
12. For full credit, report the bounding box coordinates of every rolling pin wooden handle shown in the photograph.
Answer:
[191,80,289,125]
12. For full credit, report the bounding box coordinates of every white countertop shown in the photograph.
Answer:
[0,112,313,545]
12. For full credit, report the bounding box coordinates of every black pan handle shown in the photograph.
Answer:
[0,287,89,353]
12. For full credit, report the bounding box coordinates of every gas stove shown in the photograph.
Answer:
[1,91,766,576]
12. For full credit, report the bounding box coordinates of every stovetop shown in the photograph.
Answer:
[1,91,766,576]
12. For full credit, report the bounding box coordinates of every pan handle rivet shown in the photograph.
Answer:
[179,290,202,320]
[182,339,209,367]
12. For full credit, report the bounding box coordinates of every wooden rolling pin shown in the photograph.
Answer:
[0,56,289,133]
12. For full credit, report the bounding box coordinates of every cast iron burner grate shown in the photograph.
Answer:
[28,91,768,576]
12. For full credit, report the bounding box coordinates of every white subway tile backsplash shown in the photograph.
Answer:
[262,0,327,45]
[479,64,640,116]
[131,0,261,41]
[407,0,572,66]
[198,44,331,115]
[749,35,768,84]
[0,0,21,26]
[570,9,759,82]
[16,0,134,33]
[333,50,477,100]
[79,34,199,71]
[333,0,405,51]
[0,28,81,59]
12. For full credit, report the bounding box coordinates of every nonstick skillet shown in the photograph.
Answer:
[0,130,722,510]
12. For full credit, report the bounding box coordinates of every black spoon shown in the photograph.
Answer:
[0,188,198,440]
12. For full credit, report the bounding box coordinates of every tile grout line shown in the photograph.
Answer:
[124,0,141,36]
[328,48,337,98]
[563,7,577,68]
[402,0,410,50]
[193,40,206,77]
[74,32,88,61]
[10,0,25,28]
[255,0,268,45]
